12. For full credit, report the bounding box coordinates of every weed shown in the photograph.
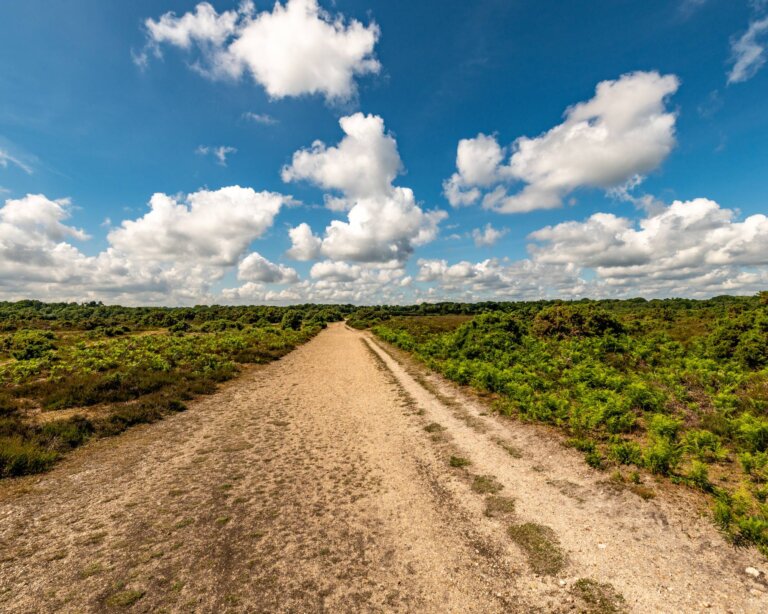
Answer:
[79,563,103,578]
[449,455,471,468]
[507,523,566,576]
[472,474,503,494]
[571,578,626,613]
[104,589,145,608]
[484,495,516,518]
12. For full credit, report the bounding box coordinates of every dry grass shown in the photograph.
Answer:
[507,523,565,576]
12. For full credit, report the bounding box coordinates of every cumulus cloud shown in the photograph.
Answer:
[728,16,768,84]
[108,186,283,266]
[285,222,322,261]
[0,187,289,304]
[141,0,380,102]
[283,113,446,264]
[472,223,508,247]
[528,198,768,295]
[196,145,237,165]
[444,71,680,213]
[416,258,587,301]
[412,197,768,302]
[238,251,298,284]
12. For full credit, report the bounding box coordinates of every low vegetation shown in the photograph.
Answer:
[0,301,344,478]
[370,294,768,555]
[507,522,566,576]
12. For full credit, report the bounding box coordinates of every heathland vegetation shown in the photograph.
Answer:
[367,293,768,555]
[0,301,343,479]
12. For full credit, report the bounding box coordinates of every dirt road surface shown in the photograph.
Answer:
[1,323,767,612]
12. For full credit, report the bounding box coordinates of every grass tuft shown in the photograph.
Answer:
[507,522,565,575]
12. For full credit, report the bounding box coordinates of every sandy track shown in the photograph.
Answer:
[0,323,766,612]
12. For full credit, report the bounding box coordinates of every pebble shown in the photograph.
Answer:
[745,567,761,578]
[598,543,607,549]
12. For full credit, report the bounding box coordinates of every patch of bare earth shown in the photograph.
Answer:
[0,322,765,612]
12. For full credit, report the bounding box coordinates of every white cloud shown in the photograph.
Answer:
[528,198,768,295]
[283,113,446,263]
[238,251,298,284]
[108,186,283,267]
[444,71,679,213]
[285,223,322,261]
[0,187,293,304]
[243,111,278,125]
[282,113,400,202]
[309,260,361,282]
[728,16,768,84]
[472,223,508,247]
[142,0,380,102]
[196,145,237,165]
[416,258,588,301]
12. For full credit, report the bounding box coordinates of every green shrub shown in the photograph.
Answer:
[610,441,643,465]
[39,416,94,449]
[532,305,624,339]
[643,438,681,475]
[5,330,56,360]
[683,429,727,462]
[647,413,682,441]
[734,413,768,452]
[687,460,712,491]
[0,436,58,477]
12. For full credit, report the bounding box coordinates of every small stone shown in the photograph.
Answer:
[598,543,607,549]
[745,567,761,578]
[559,579,567,587]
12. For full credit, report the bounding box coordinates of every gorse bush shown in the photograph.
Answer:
[3,329,56,360]
[373,293,768,554]
[531,305,625,339]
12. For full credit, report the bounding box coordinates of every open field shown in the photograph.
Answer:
[0,299,767,612]
[0,302,343,478]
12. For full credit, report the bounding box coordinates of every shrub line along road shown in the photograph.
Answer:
[0,323,766,612]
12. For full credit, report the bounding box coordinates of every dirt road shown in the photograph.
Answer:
[1,323,766,612]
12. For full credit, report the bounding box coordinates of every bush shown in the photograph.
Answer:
[734,413,768,452]
[280,310,303,331]
[532,305,625,339]
[683,429,727,462]
[647,413,682,441]
[687,460,712,491]
[0,436,58,477]
[643,438,681,475]
[39,416,95,450]
[5,330,56,360]
[610,441,643,465]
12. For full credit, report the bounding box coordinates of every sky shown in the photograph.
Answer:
[0,0,767,305]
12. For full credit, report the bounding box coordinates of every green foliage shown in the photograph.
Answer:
[683,429,727,462]
[647,414,682,441]
[280,310,303,331]
[610,441,643,465]
[687,460,712,491]
[0,436,58,477]
[3,329,56,360]
[734,413,768,452]
[0,302,338,479]
[532,304,625,339]
[642,438,682,475]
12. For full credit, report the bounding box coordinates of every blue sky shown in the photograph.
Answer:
[1,0,767,304]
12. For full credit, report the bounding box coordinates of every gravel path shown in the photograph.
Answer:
[0,323,766,612]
